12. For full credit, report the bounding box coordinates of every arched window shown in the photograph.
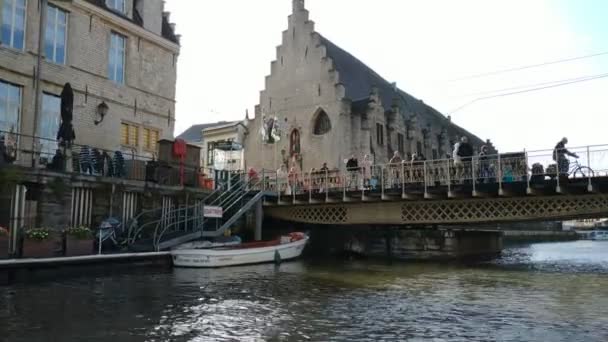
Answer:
[313,110,332,135]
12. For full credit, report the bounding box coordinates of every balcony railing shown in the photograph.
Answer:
[0,130,219,189]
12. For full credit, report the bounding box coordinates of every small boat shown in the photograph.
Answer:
[171,232,309,268]
[590,230,608,241]
[172,236,242,250]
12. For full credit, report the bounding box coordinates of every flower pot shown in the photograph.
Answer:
[22,239,59,258]
[0,236,9,259]
[65,236,93,257]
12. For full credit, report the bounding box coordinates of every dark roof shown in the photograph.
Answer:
[177,121,238,142]
[84,0,179,44]
[319,35,484,145]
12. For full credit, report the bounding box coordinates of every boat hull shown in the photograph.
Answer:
[172,236,309,268]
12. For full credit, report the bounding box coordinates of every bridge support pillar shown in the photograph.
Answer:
[254,199,263,241]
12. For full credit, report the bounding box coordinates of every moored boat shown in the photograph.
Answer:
[171,232,309,268]
[590,231,608,241]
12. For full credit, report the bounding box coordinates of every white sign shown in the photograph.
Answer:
[204,206,223,218]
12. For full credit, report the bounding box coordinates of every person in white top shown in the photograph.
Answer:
[276,164,288,193]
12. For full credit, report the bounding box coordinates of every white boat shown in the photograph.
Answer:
[172,236,242,250]
[590,231,608,241]
[171,232,309,268]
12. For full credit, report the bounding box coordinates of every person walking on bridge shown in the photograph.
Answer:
[346,154,359,189]
[389,151,403,188]
[554,137,578,175]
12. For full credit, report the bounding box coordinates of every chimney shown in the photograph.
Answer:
[135,0,164,35]
[293,0,305,13]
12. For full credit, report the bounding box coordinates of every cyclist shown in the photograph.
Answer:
[553,137,578,175]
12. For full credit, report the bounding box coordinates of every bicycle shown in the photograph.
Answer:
[547,158,594,179]
[569,159,594,178]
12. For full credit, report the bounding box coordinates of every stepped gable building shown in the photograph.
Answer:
[245,0,494,171]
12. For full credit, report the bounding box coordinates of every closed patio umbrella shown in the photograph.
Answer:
[57,83,76,147]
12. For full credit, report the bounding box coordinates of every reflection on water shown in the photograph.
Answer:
[2,241,608,342]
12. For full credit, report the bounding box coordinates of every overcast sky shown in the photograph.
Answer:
[164,0,607,153]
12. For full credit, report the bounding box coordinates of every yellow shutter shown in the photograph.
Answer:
[143,128,150,149]
[129,125,138,146]
[121,123,128,145]
[150,129,159,151]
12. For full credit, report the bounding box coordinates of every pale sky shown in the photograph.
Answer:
[165,0,608,153]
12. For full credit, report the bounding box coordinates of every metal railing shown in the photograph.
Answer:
[151,172,263,250]
[259,144,608,199]
[0,129,219,188]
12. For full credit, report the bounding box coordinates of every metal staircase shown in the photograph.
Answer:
[127,173,266,252]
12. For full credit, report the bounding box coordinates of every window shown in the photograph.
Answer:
[38,94,60,161]
[45,5,67,64]
[417,141,423,155]
[0,81,21,134]
[1,0,26,50]
[397,133,405,154]
[206,142,215,166]
[313,110,331,135]
[105,0,125,13]
[120,122,138,146]
[109,32,126,84]
[143,127,160,151]
[376,123,384,146]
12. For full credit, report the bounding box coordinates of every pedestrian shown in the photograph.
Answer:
[478,145,490,182]
[389,151,402,188]
[317,162,330,192]
[345,154,359,189]
[277,164,288,193]
[362,155,372,189]
[553,137,578,175]
[457,136,474,183]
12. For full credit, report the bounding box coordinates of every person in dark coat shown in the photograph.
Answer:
[553,137,578,175]
[457,136,474,183]
[48,149,65,172]
[346,155,359,189]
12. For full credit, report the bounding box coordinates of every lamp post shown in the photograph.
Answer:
[32,0,72,167]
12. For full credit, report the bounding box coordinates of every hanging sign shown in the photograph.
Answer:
[204,206,223,218]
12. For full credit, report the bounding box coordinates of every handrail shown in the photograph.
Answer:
[128,174,241,245]
[151,175,262,250]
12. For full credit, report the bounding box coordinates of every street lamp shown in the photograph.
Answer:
[94,101,109,125]
[31,0,72,166]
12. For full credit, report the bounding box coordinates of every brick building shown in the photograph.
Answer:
[0,0,189,257]
[0,0,179,161]
[244,0,495,172]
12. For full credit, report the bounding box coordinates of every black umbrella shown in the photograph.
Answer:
[57,83,76,147]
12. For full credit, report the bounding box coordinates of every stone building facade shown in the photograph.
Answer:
[244,0,494,172]
[0,0,184,257]
[0,0,179,161]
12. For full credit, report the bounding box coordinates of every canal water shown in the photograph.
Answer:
[2,241,608,342]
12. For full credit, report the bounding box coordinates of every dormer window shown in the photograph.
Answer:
[106,0,125,14]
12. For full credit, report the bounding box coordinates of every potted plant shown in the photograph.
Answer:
[0,226,9,259]
[64,226,94,257]
[22,228,59,258]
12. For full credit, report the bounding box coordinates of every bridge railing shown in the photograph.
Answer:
[261,143,608,199]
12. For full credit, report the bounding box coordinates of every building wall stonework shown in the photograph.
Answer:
[245,1,493,172]
[0,0,179,158]
[245,7,349,172]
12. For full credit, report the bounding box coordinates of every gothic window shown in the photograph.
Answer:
[397,133,405,154]
[376,123,384,146]
[313,110,332,135]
